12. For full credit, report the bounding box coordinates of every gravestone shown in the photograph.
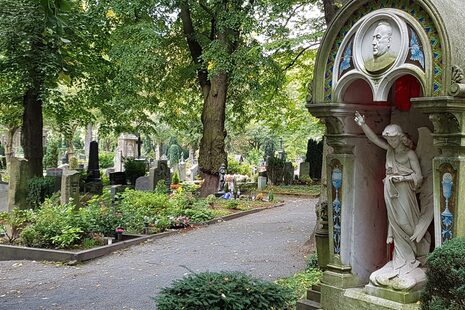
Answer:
[306,139,323,181]
[257,176,267,190]
[135,175,151,192]
[153,160,171,190]
[46,168,63,192]
[109,172,127,185]
[283,162,294,185]
[114,133,139,172]
[190,164,199,181]
[0,176,8,212]
[8,157,31,210]
[178,161,186,181]
[60,170,80,208]
[299,162,310,179]
[85,141,103,194]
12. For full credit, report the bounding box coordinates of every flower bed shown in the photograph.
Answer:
[0,184,283,262]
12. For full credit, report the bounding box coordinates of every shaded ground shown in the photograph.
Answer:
[0,196,317,310]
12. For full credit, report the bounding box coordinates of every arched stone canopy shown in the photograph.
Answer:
[306,2,465,308]
[310,0,465,104]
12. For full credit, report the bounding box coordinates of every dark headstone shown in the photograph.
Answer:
[153,160,171,191]
[283,162,294,185]
[87,141,101,182]
[109,172,127,185]
[215,163,227,197]
[306,139,323,180]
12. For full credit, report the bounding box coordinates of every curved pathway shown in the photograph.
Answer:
[0,196,317,310]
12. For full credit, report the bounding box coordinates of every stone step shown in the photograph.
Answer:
[296,299,322,310]
[307,288,321,302]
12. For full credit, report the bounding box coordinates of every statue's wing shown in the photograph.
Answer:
[413,127,440,242]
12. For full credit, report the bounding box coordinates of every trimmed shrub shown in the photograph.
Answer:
[124,158,147,185]
[26,177,57,209]
[155,271,294,310]
[421,237,465,310]
[227,158,252,176]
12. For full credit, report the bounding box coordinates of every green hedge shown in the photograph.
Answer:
[155,271,294,310]
[421,237,465,310]
[26,177,57,209]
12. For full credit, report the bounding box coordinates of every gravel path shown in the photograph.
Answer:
[0,196,317,310]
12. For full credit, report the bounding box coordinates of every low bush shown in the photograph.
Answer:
[421,237,465,310]
[0,209,34,243]
[275,268,322,303]
[155,271,294,310]
[20,199,83,249]
[124,159,147,185]
[26,177,57,209]
[99,153,114,169]
[227,158,252,176]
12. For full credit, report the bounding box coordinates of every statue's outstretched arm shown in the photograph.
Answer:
[354,111,389,150]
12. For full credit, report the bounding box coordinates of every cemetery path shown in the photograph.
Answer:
[0,196,317,310]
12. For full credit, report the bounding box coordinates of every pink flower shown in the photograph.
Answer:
[115,227,125,233]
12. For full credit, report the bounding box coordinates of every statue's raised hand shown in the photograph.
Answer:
[354,111,365,126]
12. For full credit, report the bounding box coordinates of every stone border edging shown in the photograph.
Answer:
[0,231,180,263]
[0,202,285,263]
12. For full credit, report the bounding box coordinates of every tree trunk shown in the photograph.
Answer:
[199,73,228,196]
[322,0,338,25]
[5,126,18,170]
[22,87,43,177]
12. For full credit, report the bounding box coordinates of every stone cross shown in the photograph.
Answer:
[136,135,143,159]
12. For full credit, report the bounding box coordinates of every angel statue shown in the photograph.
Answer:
[355,111,435,291]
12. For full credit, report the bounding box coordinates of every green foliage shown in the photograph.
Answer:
[0,208,34,243]
[267,156,286,185]
[156,271,295,310]
[275,268,322,303]
[26,177,57,209]
[225,200,240,210]
[227,158,252,176]
[171,171,180,185]
[306,252,319,270]
[421,237,465,310]
[117,190,169,233]
[99,153,114,169]
[168,144,182,166]
[43,141,59,168]
[78,194,120,236]
[20,199,83,249]
[124,159,147,185]
[155,180,168,194]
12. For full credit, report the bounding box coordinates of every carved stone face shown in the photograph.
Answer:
[372,22,392,57]
[385,136,401,149]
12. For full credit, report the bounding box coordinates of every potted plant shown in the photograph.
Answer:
[170,171,180,190]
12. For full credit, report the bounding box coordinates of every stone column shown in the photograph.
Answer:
[308,103,391,309]
[413,96,465,246]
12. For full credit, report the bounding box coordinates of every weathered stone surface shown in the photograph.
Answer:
[8,157,31,211]
[257,176,267,190]
[0,181,8,212]
[109,172,126,185]
[61,170,80,208]
[135,176,150,192]
[299,162,310,179]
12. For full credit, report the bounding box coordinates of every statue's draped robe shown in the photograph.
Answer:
[384,147,421,276]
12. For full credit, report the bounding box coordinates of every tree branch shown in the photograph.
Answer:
[283,43,319,71]
[179,3,210,91]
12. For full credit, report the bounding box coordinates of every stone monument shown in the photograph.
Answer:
[8,157,30,210]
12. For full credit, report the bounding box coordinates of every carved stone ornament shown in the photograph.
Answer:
[306,79,314,105]
[321,116,344,135]
[428,113,460,134]
[451,65,464,84]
